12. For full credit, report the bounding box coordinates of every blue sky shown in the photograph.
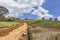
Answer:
[19,13,37,19]
[19,0,60,19]
[0,0,60,20]
[42,0,60,17]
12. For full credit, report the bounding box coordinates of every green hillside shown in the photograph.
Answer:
[24,20,60,28]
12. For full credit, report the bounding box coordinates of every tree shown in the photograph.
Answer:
[54,18,58,21]
[49,18,53,21]
[7,17,15,21]
[0,6,9,21]
[7,17,20,21]
[0,6,9,18]
[25,18,28,20]
[42,17,45,20]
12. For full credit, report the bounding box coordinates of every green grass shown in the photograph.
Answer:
[1,20,60,28]
[28,26,33,40]
[0,22,19,28]
[24,20,60,28]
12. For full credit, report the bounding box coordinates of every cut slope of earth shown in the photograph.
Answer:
[30,27,60,40]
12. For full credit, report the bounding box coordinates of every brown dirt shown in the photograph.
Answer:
[31,27,60,33]
[30,26,60,40]
[0,23,23,36]
[0,23,28,40]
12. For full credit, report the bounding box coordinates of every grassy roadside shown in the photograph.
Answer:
[27,26,33,40]
[0,21,20,28]
[24,20,60,28]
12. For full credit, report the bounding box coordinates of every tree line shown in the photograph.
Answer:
[25,17,58,21]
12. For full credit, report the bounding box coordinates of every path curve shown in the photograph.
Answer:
[0,23,28,40]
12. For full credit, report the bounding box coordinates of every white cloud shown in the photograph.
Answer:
[16,0,45,6]
[0,0,23,17]
[32,7,54,19]
[57,16,60,21]
[0,0,54,19]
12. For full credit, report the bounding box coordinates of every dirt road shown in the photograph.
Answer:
[0,23,28,40]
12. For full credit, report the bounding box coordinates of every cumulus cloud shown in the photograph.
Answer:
[0,0,23,17]
[17,0,45,6]
[0,0,54,19]
[32,7,54,19]
[57,16,60,21]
